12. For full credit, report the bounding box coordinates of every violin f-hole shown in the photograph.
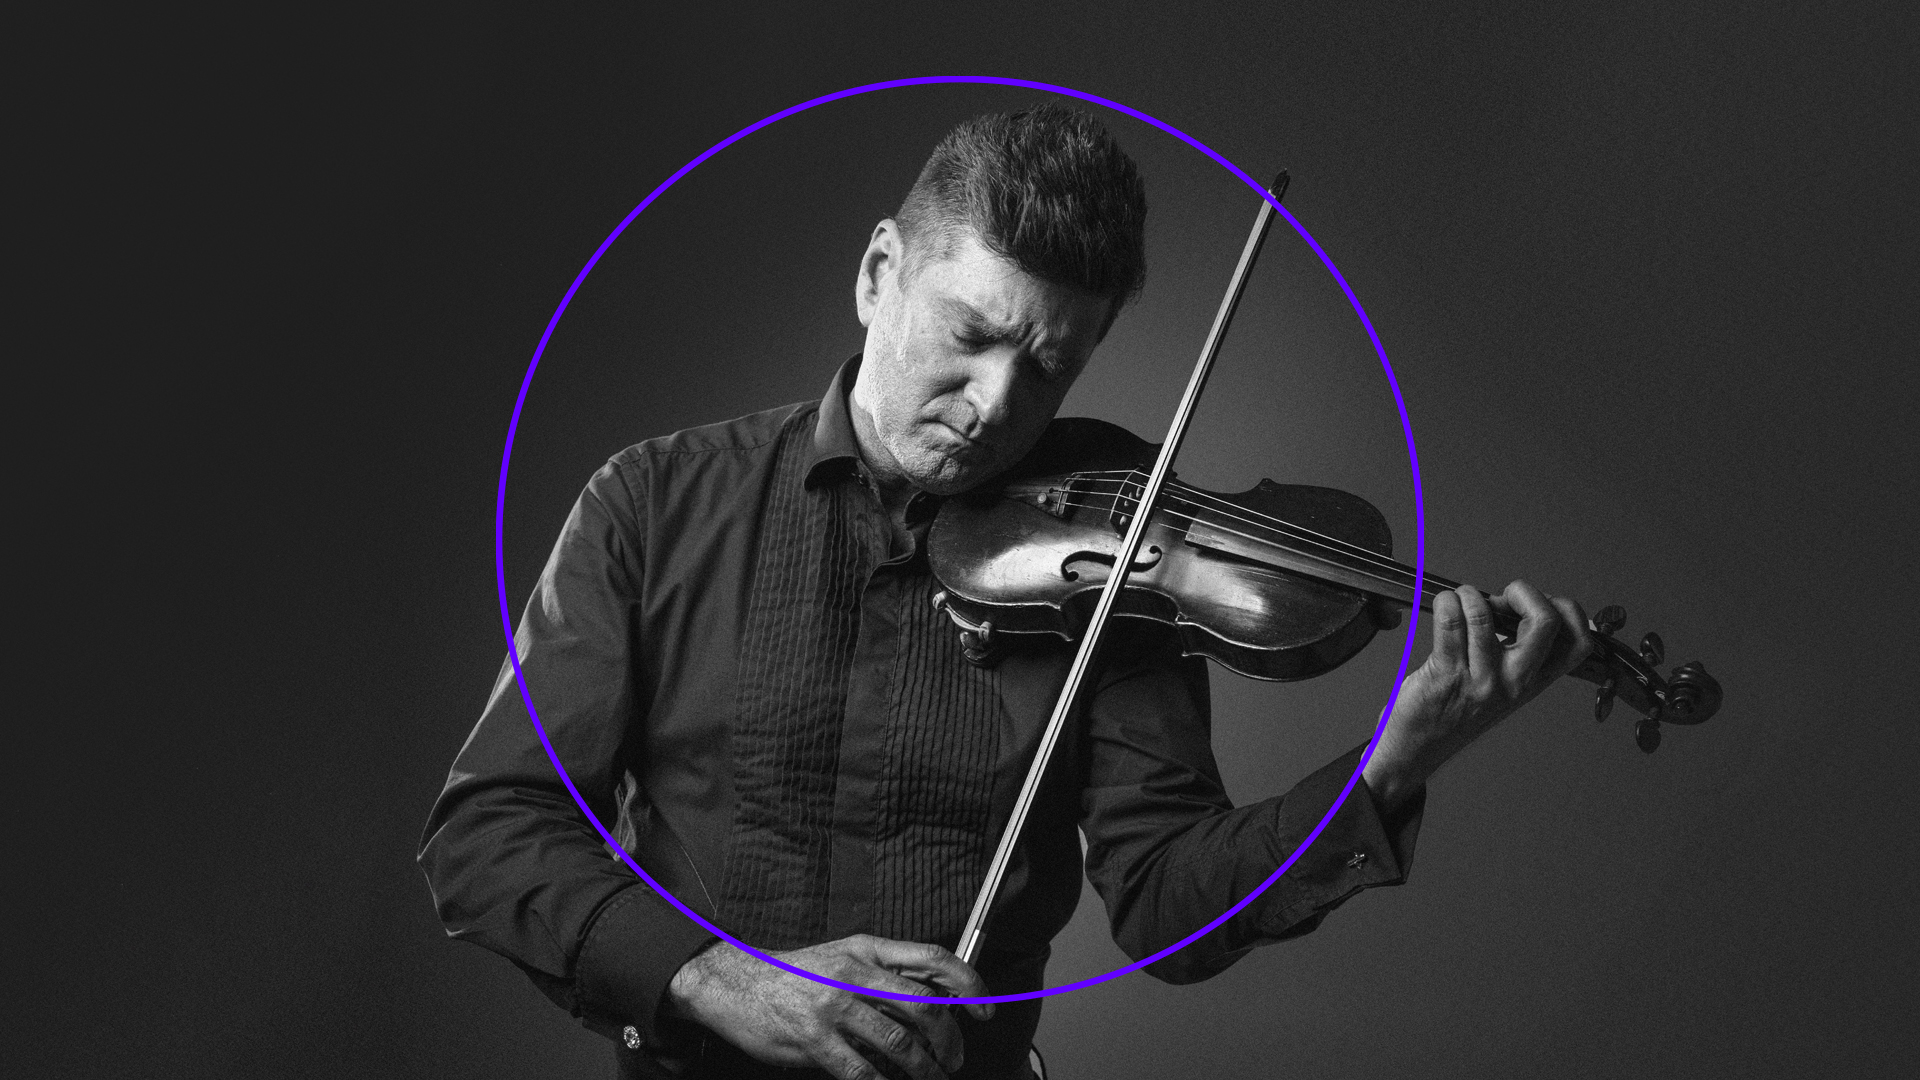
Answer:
[1061,544,1163,582]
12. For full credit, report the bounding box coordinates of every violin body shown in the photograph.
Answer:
[931,472,1401,681]
[929,446,1721,753]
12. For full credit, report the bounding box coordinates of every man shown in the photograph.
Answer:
[420,105,1589,1080]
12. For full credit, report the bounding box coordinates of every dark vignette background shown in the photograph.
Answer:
[19,2,1919,1077]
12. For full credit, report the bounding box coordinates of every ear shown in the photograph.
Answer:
[855,219,903,328]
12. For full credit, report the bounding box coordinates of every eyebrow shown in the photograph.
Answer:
[938,297,1075,371]
[939,297,1018,338]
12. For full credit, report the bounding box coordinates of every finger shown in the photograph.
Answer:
[854,968,965,1074]
[1428,588,1467,673]
[813,1030,896,1080]
[1455,585,1502,684]
[1499,580,1559,682]
[862,938,994,1022]
[839,1001,948,1080]
[1548,595,1594,675]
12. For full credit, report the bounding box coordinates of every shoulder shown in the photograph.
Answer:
[608,399,812,474]
[581,400,817,519]
[611,400,814,466]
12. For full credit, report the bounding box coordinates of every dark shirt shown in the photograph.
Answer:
[419,357,1424,1079]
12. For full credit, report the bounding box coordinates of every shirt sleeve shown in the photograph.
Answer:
[1077,628,1426,985]
[416,459,715,1046]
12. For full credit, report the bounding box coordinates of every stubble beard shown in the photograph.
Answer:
[879,418,993,495]
[862,312,997,495]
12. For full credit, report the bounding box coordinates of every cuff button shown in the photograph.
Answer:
[622,1026,643,1050]
[1346,851,1369,870]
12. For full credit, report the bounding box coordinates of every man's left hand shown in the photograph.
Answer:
[1361,579,1592,814]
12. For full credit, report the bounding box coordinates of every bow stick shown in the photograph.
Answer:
[955,172,1292,965]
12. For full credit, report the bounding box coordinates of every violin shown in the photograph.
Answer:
[928,461,1723,752]
[941,172,1723,965]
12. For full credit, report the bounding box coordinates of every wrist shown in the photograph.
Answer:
[664,939,730,1020]
[1361,739,1425,817]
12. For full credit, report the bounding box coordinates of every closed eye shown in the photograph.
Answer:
[1026,354,1071,383]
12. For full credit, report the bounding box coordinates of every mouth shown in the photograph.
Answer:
[931,421,994,458]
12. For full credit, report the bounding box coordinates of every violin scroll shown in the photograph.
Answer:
[1575,606,1723,754]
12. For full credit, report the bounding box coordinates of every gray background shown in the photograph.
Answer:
[25,2,1917,1077]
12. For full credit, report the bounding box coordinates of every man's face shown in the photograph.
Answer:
[850,222,1113,495]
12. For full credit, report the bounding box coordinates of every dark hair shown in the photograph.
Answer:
[895,104,1148,309]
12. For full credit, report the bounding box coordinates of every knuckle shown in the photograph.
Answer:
[880,1023,914,1055]
[816,1039,869,1078]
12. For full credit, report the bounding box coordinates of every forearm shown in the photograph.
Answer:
[418,464,715,1044]
[1086,742,1423,983]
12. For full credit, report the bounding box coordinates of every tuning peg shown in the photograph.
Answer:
[1635,717,1663,754]
[1667,666,1699,717]
[1591,605,1626,636]
[1594,677,1617,722]
[1639,631,1666,667]
[1663,661,1722,724]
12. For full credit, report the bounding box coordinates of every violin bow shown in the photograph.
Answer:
[955,172,1291,966]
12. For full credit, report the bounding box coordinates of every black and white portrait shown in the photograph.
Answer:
[22,4,1915,1078]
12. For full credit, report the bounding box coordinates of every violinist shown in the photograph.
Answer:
[419,104,1594,1080]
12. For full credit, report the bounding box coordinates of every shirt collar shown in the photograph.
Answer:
[804,354,867,488]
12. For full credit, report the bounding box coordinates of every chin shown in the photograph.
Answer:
[904,451,997,495]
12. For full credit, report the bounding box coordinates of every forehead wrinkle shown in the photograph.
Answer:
[937,295,1018,335]
[942,301,1047,363]
[935,294,1079,359]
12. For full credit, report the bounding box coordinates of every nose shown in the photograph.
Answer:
[963,351,1021,432]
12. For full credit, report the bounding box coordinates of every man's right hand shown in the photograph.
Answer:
[663,934,993,1080]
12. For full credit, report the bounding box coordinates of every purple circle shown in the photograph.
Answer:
[493,76,1426,1005]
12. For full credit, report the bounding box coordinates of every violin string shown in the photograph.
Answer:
[1080,474,1459,594]
[1030,480,1423,583]
[1034,472,1452,592]
[1096,473,1403,565]
[1042,470,1418,571]
[1029,488,1433,593]
[1039,493,1447,602]
[1008,471,1479,606]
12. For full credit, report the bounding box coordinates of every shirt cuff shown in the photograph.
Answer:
[572,884,719,1048]
[1253,742,1426,937]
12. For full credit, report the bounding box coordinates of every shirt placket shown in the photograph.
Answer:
[823,476,934,939]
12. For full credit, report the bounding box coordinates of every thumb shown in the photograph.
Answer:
[868,938,995,1021]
